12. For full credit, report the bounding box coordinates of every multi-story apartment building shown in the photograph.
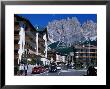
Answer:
[14,15,50,67]
[74,40,97,68]
[14,15,37,66]
[36,28,50,65]
[47,50,56,62]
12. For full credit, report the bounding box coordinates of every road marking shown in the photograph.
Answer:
[60,70,69,72]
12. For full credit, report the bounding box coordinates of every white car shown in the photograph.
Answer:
[57,66,61,70]
[71,66,74,69]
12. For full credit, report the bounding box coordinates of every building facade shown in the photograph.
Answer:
[74,42,97,68]
[14,15,37,66]
[36,27,49,66]
[14,15,50,67]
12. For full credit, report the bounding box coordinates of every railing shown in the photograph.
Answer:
[75,56,97,58]
[14,36,19,40]
[25,31,36,41]
[14,44,19,49]
[75,52,97,53]
[75,47,97,49]
[26,40,36,49]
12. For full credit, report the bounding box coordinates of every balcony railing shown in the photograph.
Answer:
[14,44,19,49]
[26,40,36,49]
[14,36,19,40]
[75,52,97,54]
[25,31,36,41]
[75,56,97,58]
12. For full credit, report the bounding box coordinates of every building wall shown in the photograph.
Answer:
[38,33,45,56]
[14,15,48,67]
[74,44,97,68]
[47,50,56,61]
[14,17,20,66]
[14,15,37,66]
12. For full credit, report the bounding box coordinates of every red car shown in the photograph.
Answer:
[32,66,42,74]
[39,66,47,73]
[32,66,46,74]
[41,66,46,72]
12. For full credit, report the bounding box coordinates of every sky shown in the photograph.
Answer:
[17,14,97,28]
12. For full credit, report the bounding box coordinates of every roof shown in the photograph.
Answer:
[36,27,49,41]
[48,41,67,49]
[48,41,74,56]
[14,14,37,32]
[48,41,59,49]
[37,27,45,32]
[56,47,74,56]
[82,40,97,46]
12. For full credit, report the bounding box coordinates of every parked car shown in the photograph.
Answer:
[49,64,57,72]
[32,66,42,74]
[44,65,49,70]
[40,66,46,73]
[32,66,46,74]
[71,66,74,69]
[87,66,97,76]
[57,65,61,70]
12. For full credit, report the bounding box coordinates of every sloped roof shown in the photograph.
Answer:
[56,47,74,56]
[82,40,97,46]
[48,41,74,56]
[48,41,60,49]
[14,14,37,32]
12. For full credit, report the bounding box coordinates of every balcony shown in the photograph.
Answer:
[25,31,36,41]
[75,56,97,58]
[26,40,36,49]
[25,36,30,40]
[14,54,19,59]
[75,52,97,54]
[14,36,19,40]
[75,45,97,49]
[14,44,19,49]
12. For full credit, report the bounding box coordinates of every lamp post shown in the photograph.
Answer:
[89,38,91,67]
[86,38,91,68]
[70,52,74,64]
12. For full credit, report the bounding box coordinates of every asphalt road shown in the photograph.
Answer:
[27,69,87,76]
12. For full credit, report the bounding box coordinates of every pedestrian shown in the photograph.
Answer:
[19,64,24,75]
[24,64,28,76]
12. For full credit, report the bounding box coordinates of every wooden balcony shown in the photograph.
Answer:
[38,37,45,43]
[75,45,97,49]
[75,52,97,54]
[14,44,19,49]
[14,54,19,59]
[25,36,30,40]
[75,56,97,58]
[14,36,19,40]
[25,30,36,40]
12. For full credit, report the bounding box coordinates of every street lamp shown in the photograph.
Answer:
[87,38,91,68]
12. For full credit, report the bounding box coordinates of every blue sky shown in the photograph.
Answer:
[17,14,97,28]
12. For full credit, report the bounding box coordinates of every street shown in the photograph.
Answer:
[26,65,87,76]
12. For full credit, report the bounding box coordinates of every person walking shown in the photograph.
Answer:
[19,64,24,75]
[24,64,28,76]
